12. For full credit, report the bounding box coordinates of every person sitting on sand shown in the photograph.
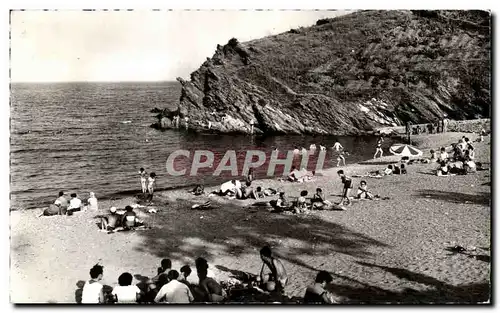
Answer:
[82,264,105,304]
[303,271,336,304]
[270,191,290,211]
[459,138,467,151]
[311,188,332,210]
[293,190,309,213]
[100,207,122,232]
[67,193,83,215]
[465,145,475,161]
[151,259,172,283]
[287,166,299,182]
[258,246,288,294]
[437,161,450,176]
[438,147,449,162]
[54,191,69,215]
[337,170,353,206]
[428,149,438,163]
[452,144,464,162]
[240,181,258,200]
[155,270,194,303]
[139,168,148,196]
[191,185,204,196]
[112,272,142,303]
[356,181,375,200]
[179,265,192,286]
[464,157,477,173]
[86,192,98,211]
[195,258,226,302]
[121,206,143,229]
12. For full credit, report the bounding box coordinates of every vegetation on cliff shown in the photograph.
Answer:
[153,10,491,135]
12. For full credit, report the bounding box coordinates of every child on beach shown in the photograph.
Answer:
[147,172,157,202]
[112,272,142,303]
[293,190,309,213]
[139,168,148,196]
[303,271,336,304]
[258,246,288,294]
[81,264,105,304]
[337,170,353,206]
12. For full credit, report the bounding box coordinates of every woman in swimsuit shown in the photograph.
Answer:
[147,172,157,202]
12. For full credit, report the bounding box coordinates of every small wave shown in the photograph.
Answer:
[121,121,132,124]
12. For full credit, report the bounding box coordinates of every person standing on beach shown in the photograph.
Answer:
[373,137,384,159]
[337,170,352,207]
[139,168,148,197]
[147,172,157,202]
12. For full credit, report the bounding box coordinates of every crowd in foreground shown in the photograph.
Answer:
[80,246,336,304]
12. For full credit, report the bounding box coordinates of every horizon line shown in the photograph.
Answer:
[10,80,181,84]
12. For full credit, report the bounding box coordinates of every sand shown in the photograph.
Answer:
[10,132,491,303]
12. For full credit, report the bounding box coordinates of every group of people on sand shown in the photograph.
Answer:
[80,245,336,304]
[43,191,99,216]
[98,205,147,234]
[432,135,486,176]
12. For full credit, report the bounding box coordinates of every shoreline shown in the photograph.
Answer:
[11,128,488,213]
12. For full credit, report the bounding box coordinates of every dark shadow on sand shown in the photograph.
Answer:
[415,189,491,206]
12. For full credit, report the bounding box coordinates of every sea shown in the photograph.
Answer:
[10,82,394,210]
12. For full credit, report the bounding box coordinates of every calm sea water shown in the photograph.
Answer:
[10,82,393,210]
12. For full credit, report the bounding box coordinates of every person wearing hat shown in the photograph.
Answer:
[100,207,122,232]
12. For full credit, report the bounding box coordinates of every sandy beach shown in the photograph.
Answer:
[10,131,491,303]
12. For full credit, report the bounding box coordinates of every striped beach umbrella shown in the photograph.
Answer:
[389,144,423,157]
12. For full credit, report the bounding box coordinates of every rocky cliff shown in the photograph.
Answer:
[153,10,491,135]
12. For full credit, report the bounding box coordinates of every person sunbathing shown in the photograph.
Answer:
[367,165,394,178]
[258,246,288,294]
[292,190,309,213]
[212,179,241,197]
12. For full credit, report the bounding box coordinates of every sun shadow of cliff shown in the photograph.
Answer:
[132,197,389,272]
[324,262,490,304]
[415,189,491,206]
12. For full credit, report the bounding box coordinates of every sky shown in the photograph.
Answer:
[10,10,352,82]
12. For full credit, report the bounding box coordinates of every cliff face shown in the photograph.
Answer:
[155,10,491,135]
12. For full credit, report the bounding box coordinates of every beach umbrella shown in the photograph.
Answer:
[389,144,423,157]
